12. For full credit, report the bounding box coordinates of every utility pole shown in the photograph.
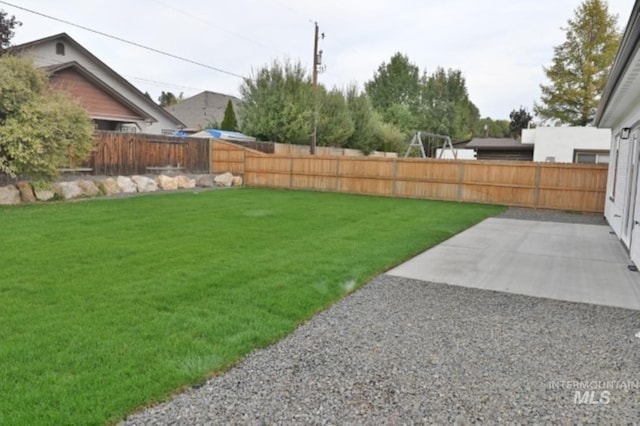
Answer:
[311,21,319,155]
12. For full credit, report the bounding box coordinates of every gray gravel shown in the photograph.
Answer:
[498,207,607,225]
[122,208,638,424]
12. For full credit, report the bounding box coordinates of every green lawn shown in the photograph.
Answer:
[0,188,504,424]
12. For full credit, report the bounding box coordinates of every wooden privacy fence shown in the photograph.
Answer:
[212,141,608,213]
[88,132,210,175]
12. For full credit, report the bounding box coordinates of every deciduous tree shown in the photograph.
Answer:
[0,57,94,179]
[475,117,511,138]
[420,68,480,141]
[316,87,354,147]
[239,60,313,143]
[535,0,620,126]
[365,53,420,123]
[344,84,405,154]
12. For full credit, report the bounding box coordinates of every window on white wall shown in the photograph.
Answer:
[574,150,610,164]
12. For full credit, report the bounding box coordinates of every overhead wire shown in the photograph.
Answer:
[27,52,208,95]
[145,0,287,56]
[0,0,245,79]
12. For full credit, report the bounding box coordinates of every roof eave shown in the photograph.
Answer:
[594,1,640,127]
[10,33,186,128]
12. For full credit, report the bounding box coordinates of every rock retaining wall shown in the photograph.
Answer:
[0,173,243,205]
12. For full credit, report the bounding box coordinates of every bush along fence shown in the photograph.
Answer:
[211,141,608,213]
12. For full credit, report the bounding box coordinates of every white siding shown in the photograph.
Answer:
[19,41,179,134]
[605,114,640,265]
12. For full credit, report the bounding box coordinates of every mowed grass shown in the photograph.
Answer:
[0,188,504,424]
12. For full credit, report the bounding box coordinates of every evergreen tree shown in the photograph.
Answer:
[0,9,20,51]
[535,0,620,126]
[509,107,533,139]
[158,91,179,107]
[220,99,239,131]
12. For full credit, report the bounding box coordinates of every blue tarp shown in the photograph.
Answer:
[191,129,257,142]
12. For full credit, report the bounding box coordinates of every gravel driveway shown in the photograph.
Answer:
[122,210,640,425]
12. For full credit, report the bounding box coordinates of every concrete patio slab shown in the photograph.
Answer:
[386,217,640,310]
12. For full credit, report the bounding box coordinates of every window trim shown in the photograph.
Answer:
[573,149,610,164]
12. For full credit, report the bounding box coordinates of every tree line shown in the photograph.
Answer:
[0,0,622,180]
[236,54,524,154]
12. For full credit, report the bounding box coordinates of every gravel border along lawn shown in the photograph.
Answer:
[122,208,639,425]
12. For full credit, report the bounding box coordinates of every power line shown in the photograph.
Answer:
[266,0,314,24]
[0,0,245,79]
[126,76,205,93]
[27,52,209,96]
[145,0,287,56]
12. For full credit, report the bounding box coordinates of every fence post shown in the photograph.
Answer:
[392,158,398,196]
[336,157,341,191]
[534,164,541,209]
[289,156,294,189]
[209,139,213,174]
[457,161,465,202]
[243,146,247,178]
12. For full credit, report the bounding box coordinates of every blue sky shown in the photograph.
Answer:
[5,0,636,120]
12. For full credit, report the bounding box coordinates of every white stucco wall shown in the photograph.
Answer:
[521,128,536,145]
[19,41,180,134]
[523,127,611,162]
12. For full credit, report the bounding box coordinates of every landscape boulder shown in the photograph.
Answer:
[16,181,36,203]
[0,185,21,205]
[77,180,100,197]
[54,181,83,200]
[214,172,234,187]
[156,175,178,190]
[196,175,214,188]
[176,175,196,189]
[97,178,121,196]
[116,176,137,193]
[232,176,243,187]
[132,175,158,193]
[34,188,55,202]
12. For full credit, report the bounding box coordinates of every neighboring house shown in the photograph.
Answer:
[521,127,611,163]
[594,0,640,265]
[9,33,184,134]
[464,138,534,161]
[165,91,242,133]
